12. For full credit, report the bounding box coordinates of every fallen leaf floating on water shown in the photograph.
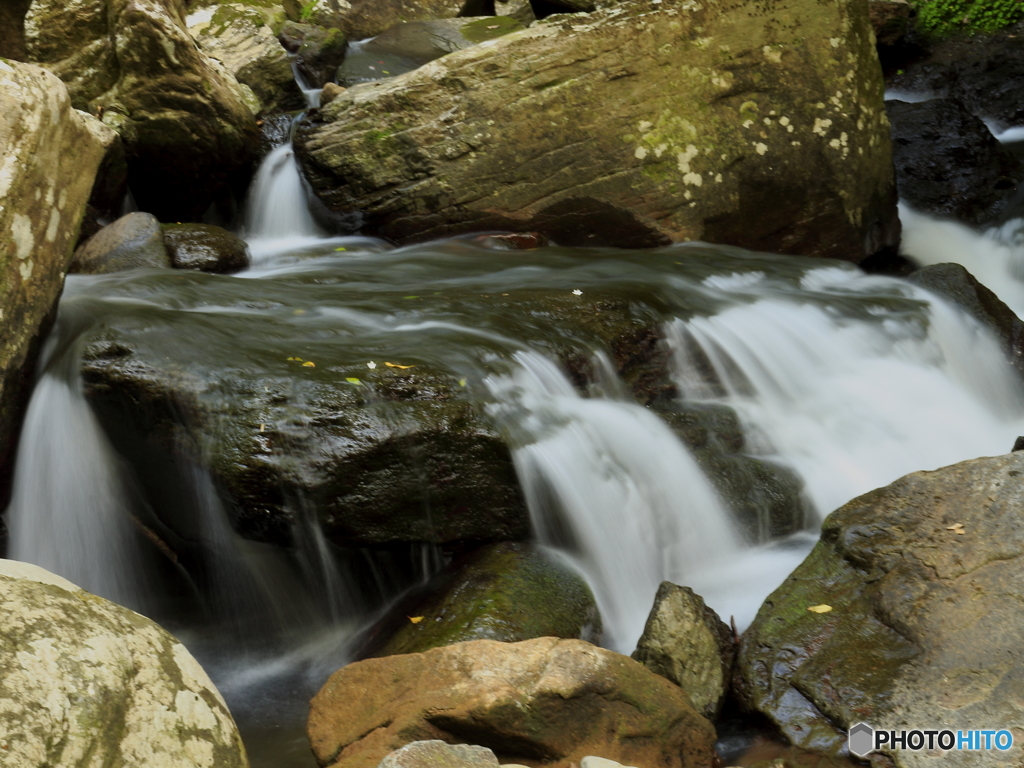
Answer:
[367,361,377,369]
[572,289,583,295]
[287,357,303,362]
[408,616,424,624]
[302,361,316,367]
[334,246,347,252]
[458,378,467,387]
[346,377,362,385]
[259,423,265,433]
[384,362,415,369]
[947,523,966,534]
[807,604,833,613]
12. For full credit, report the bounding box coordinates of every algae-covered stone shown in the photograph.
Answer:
[733,453,1024,765]
[187,1,305,114]
[0,60,108,510]
[355,542,601,658]
[0,558,249,768]
[70,212,172,274]
[24,0,259,221]
[163,222,251,273]
[296,0,898,260]
[631,581,735,719]
[282,0,463,40]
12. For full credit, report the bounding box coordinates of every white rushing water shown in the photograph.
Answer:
[486,350,742,650]
[900,203,1024,316]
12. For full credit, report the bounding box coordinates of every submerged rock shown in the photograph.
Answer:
[0,559,248,768]
[163,223,251,273]
[23,0,259,221]
[631,581,736,719]
[296,0,898,261]
[0,61,109,511]
[355,542,601,658]
[308,637,717,768]
[887,98,1022,225]
[70,212,172,274]
[734,452,1024,765]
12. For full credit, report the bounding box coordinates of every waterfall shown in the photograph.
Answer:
[486,350,741,650]
[667,265,1024,520]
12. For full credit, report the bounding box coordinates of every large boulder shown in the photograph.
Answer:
[631,581,736,720]
[295,0,899,260]
[0,61,110,512]
[308,637,718,768]
[733,452,1024,765]
[23,0,260,221]
[354,542,601,658]
[886,98,1022,225]
[0,558,249,768]
[281,0,463,40]
[69,212,172,274]
[186,1,305,114]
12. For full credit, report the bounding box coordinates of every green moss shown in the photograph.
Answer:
[299,0,319,21]
[460,16,524,44]
[911,0,1023,36]
[364,128,393,143]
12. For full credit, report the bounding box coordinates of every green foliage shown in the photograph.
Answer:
[912,0,1024,37]
[299,0,319,21]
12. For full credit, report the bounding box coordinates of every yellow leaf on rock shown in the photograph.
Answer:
[409,616,424,624]
[808,604,833,613]
[302,361,316,367]
[947,523,966,534]
[384,362,415,369]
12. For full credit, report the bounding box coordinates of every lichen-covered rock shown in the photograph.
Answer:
[733,453,1024,766]
[631,581,735,719]
[0,60,109,510]
[379,740,500,768]
[187,2,305,114]
[278,21,347,89]
[296,0,898,260]
[24,0,259,221]
[70,212,172,274]
[163,222,251,272]
[0,558,249,768]
[308,637,718,768]
[282,0,463,40]
[887,98,1022,225]
[355,542,601,658]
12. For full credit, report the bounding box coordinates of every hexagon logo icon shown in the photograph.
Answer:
[849,722,875,757]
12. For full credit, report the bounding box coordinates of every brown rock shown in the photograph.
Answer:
[296,0,898,260]
[868,0,912,46]
[308,637,717,768]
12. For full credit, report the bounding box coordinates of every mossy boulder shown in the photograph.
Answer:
[282,0,463,40]
[163,223,251,273]
[0,61,109,511]
[23,0,259,221]
[355,542,601,658]
[733,453,1024,765]
[0,559,248,768]
[296,0,898,260]
[187,2,305,114]
[278,21,347,88]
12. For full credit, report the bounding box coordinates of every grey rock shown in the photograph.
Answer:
[163,223,251,273]
[378,741,499,768]
[70,212,171,274]
[631,581,736,718]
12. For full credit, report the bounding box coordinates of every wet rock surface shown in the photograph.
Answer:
[278,21,347,89]
[734,452,1024,766]
[886,98,1022,225]
[632,581,736,719]
[296,0,898,261]
[308,637,717,768]
[0,61,109,511]
[163,223,251,273]
[355,541,601,658]
[282,0,463,40]
[0,559,249,768]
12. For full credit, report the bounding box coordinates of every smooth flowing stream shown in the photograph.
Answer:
[8,128,1024,767]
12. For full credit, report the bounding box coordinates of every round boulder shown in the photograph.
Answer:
[69,212,171,274]
[163,223,251,273]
